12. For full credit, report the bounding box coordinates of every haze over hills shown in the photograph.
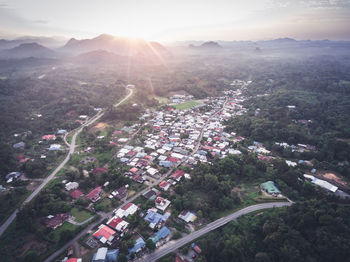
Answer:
[0,43,57,59]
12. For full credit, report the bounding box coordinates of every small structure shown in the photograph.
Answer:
[65,182,79,191]
[106,216,129,234]
[127,237,145,258]
[178,210,197,223]
[114,203,138,218]
[42,213,70,230]
[192,243,202,254]
[260,181,281,196]
[155,197,171,212]
[144,208,170,229]
[87,186,102,202]
[70,189,83,199]
[13,141,25,149]
[149,226,170,245]
[93,225,116,244]
[49,144,62,151]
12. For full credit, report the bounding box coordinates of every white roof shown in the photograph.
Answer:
[95,247,108,259]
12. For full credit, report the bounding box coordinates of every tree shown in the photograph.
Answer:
[146,239,156,250]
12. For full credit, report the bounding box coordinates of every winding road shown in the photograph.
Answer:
[135,201,293,262]
[0,87,133,238]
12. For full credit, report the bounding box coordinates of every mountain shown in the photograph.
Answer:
[200,41,223,49]
[60,34,167,56]
[0,42,57,59]
[0,36,66,51]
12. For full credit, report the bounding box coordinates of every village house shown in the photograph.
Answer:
[93,225,117,244]
[87,186,103,202]
[155,197,171,212]
[114,203,138,218]
[144,208,170,229]
[178,210,197,223]
[42,213,70,230]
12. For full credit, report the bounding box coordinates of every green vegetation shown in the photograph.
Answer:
[70,207,93,223]
[172,100,202,110]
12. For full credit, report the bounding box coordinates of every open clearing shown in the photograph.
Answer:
[172,101,202,110]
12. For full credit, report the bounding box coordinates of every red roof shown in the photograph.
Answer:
[113,130,122,135]
[93,225,116,240]
[159,181,168,188]
[67,259,80,262]
[42,134,56,140]
[92,167,108,175]
[171,170,185,179]
[166,156,179,163]
[87,186,102,200]
[213,136,220,141]
[122,202,133,210]
[107,217,123,228]
[130,167,138,173]
[70,189,83,199]
[16,155,25,160]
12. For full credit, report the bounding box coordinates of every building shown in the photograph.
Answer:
[92,247,119,262]
[49,144,62,151]
[260,181,281,196]
[149,226,170,245]
[112,185,128,200]
[106,216,129,234]
[65,182,79,191]
[70,189,83,199]
[13,141,25,149]
[170,170,185,182]
[192,243,202,254]
[159,181,170,191]
[127,237,145,259]
[155,197,171,212]
[93,225,116,244]
[144,208,170,229]
[114,203,138,218]
[88,186,102,202]
[41,213,70,230]
[178,210,197,223]
[303,174,338,192]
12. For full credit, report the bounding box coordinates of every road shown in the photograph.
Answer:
[0,87,133,238]
[136,201,293,262]
[45,94,228,261]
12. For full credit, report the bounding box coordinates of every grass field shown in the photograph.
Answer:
[173,101,202,110]
[70,208,93,223]
[48,222,79,243]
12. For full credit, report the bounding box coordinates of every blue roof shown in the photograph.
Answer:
[150,226,170,243]
[128,237,145,257]
[144,209,169,225]
[159,161,173,167]
[106,249,119,262]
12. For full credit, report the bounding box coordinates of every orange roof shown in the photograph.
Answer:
[130,167,138,173]
[93,225,116,239]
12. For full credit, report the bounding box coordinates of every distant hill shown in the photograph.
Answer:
[0,43,57,59]
[189,41,222,50]
[61,34,167,56]
[0,36,65,51]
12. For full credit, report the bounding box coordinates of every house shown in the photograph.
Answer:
[260,181,281,196]
[178,210,197,223]
[106,216,129,233]
[57,129,67,135]
[147,167,158,176]
[144,208,170,229]
[92,167,109,175]
[42,213,70,230]
[65,182,79,191]
[5,172,21,180]
[114,203,138,218]
[159,181,170,191]
[127,237,145,258]
[303,174,338,193]
[192,243,202,254]
[42,134,56,141]
[155,197,171,212]
[170,170,185,182]
[49,144,62,151]
[13,141,25,149]
[92,247,119,262]
[132,174,144,183]
[112,185,128,200]
[143,188,161,201]
[87,186,102,202]
[149,226,170,245]
[93,225,117,244]
[70,189,83,199]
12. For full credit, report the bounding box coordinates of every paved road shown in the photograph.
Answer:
[136,201,293,262]
[0,87,133,238]
[45,94,229,262]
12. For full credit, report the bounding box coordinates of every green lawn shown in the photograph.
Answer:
[173,101,202,110]
[70,208,93,223]
[48,222,79,243]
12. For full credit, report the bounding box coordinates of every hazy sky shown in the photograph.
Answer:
[0,0,349,41]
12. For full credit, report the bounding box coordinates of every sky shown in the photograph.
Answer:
[0,0,350,42]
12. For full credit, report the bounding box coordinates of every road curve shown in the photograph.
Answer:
[136,201,292,262]
[0,87,133,238]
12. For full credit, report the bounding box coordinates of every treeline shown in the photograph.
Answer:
[197,200,350,262]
